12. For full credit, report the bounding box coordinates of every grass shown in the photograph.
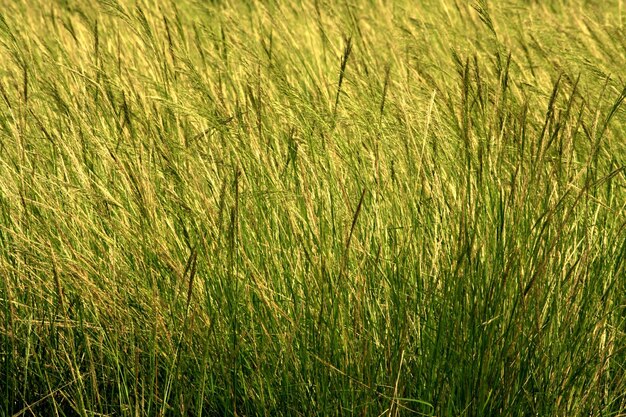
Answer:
[0,0,625,415]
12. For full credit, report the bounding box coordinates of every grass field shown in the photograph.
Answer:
[1,0,625,415]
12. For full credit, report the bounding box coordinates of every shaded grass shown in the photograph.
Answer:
[1,0,625,415]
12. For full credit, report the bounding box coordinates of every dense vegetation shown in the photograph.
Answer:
[1,0,625,415]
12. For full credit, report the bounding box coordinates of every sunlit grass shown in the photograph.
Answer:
[1,0,625,415]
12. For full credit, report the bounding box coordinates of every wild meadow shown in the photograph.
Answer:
[0,0,625,415]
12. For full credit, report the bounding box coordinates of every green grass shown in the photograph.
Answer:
[1,0,625,415]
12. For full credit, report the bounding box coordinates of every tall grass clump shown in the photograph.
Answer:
[0,0,625,415]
